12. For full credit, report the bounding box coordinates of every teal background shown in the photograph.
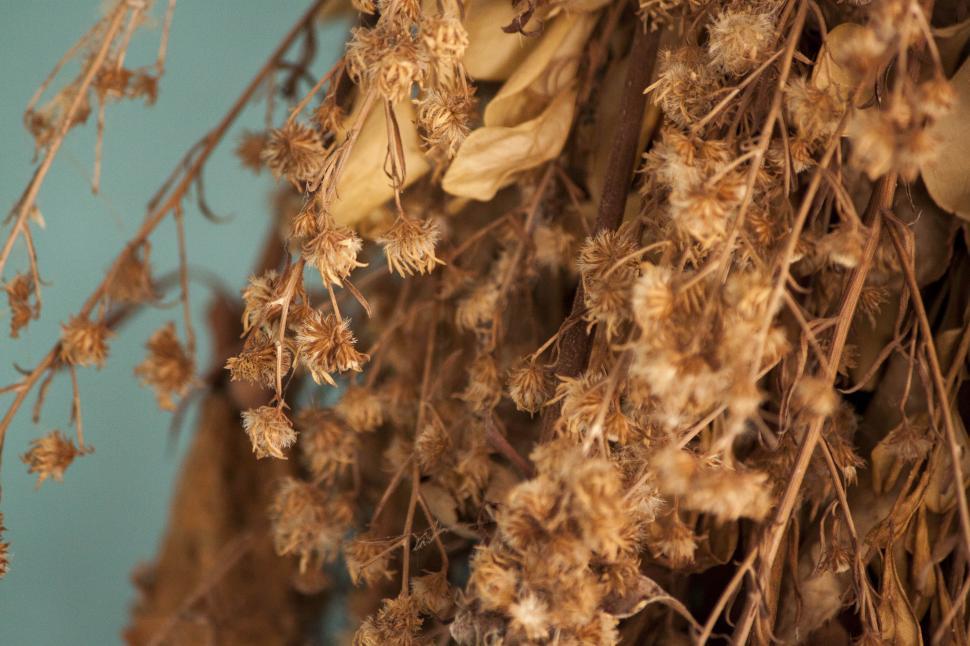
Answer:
[0,3,345,643]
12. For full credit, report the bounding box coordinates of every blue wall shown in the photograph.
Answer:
[0,3,345,643]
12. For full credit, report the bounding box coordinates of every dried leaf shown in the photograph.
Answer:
[443,88,576,200]
[878,548,923,646]
[812,23,871,102]
[922,57,970,221]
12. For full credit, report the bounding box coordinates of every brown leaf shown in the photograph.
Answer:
[922,57,970,221]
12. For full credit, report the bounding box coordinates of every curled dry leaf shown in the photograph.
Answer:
[443,88,577,200]
[922,57,970,221]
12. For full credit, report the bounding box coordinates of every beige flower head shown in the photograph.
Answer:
[295,310,368,386]
[378,214,444,277]
[134,322,195,411]
[261,121,326,185]
[302,223,365,287]
[21,430,90,487]
[241,405,297,459]
[60,315,113,368]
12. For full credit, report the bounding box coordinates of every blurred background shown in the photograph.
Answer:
[0,3,345,643]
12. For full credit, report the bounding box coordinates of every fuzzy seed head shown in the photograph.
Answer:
[241,406,297,459]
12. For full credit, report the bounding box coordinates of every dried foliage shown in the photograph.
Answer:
[4,0,970,644]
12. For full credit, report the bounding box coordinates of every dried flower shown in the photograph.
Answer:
[60,315,112,368]
[296,408,356,484]
[241,405,297,459]
[4,273,34,338]
[235,130,268,173]
[335,385,384,433]
[345,533,396,586]
[21,430,89,487]
[295,310,368,385]
[269,477,351,571]
[707,8,775,76]
[379,214,444,277]
[302,222,365,287]
[507,359,552,414]
[134,322,195,411]
[261,121,326,184]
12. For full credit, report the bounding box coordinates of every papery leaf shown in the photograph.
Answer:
[922,57,970,221]
[443,88,576,200]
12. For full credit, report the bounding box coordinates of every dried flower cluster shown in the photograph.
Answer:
[5,0,970,644]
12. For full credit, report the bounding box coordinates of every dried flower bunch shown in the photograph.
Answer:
[5,0,970,644]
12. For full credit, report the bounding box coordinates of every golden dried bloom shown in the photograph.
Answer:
[295,408,356,484]
[848,109,935,181]
[917,77,955,120]
[785,77,843,142]
[225,330,293,388]
[235,130,268,173]
[507,359,552,415]
[241,269,279,334]
[269,477,351,572]
[60,315,112,368]
[345,533,396,586]
[415,418,453,473]
[421,15,469,63]
[378,214,444,277]
[508,593,551,642]
[289,207,319,240]
[354,595,423,646]
[650,46,720,127]
[707,8,775,76]
[106,244,155,304]
[335,385,384,433]
[302,222,365,287]
[412,570,455,617]
[818,224,867,269]
[459,353,502,412]
[134,322,195,411]
[5,273,34,338]
[631,262,674,330]
[469,545,518,611]
[21,430,89,487]
[261,121,326,184]
[377,46,421,104]
[455,283,499,332]
[241,405,297,459]
[651,513,697,568]
[417,88,475,159]
[296,310,368,386]
[793,375,838,419]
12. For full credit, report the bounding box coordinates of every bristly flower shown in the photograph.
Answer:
[241,269,280,334]
[707,8,775,76]
[345,532,396,586]
[335,385,384,433]
[134,322,195,411]
[295,310,368,386]
[507,359,552,415]
[355,594,423,645]
[295,408,356,484]
[235,130,268,173]
[302,222,365,287]
[269,477,352,572]
[225,330,293,389]
[21,430,90,487]
[60,315,113,368]
[261,121,326,185]
[4,273,34,338]
[417,87,475,159]
[379,214,444,277]
[106,243,155,304]
[241,405,297,459]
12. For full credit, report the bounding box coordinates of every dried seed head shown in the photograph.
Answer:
[793,375,838,419]
[226,330,293,388]
[355,595,423,646]
[507,359,552,415]
[134,322,195,411]
[60,315,113,368]
[459,353,503,412]
[378,214,444,277]
[345,533,396,585]
[235,130,268,173]
[241,269,280,334]
[241,405,297,459]
[415,418,453,473]
[469,545,519,611]
[421,15,469,64]
[107,244,155,304]
[509,593,551,641]
[289,207,319,240]
[296,408,356,484]
[302,222,365,287]
[412,570,455,617]
[631,263,674,329]
[5,273,34,338]
[785,78,843,142]
[269,477,351,572]
[335,385,384,433]
[296,310,368,386]
[707,9,775,76]
[848,108,936,181]
[417,87,475,159]
[261,121,326,184]
[21,430,89,487]
[651,46,720,127]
